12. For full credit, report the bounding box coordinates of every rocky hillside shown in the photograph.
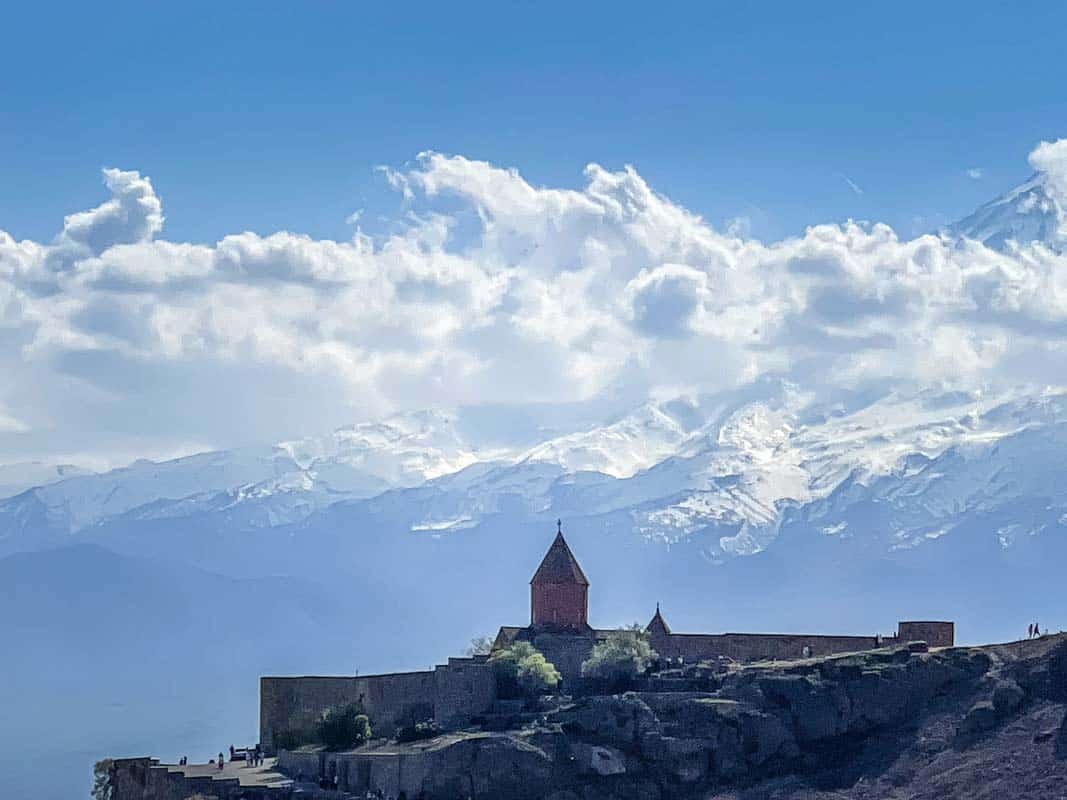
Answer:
[412,635,1067,799]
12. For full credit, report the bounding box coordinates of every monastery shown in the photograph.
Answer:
[260,524,954,752]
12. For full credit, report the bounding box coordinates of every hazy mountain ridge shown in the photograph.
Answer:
[4,384,1067,578]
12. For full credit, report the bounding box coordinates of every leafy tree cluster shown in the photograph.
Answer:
[91,759,114,800]
[466,634,496,656]
[396,719,442,742]
[581,625,658,687]
[319,703,373,750]
[489,641,561,696]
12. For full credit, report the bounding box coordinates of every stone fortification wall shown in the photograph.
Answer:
[260,670,435,752]
[434,656,497,727]
[653,631,884,663]
[897,620,955,648]
[647,620,954,665]
[261,660,497,754]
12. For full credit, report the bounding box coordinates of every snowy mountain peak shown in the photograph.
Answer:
[518,401,695,478]
[949,171,1067,251]
[277,409,486,490]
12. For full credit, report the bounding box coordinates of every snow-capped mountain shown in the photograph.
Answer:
[948,171,1067,251]
[0,411,495,542]
[4,379,1066,567]
[277,409,489,490]
[8,160,1067,559]
[516,400,700,478]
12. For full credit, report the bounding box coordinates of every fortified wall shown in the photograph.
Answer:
[646,612,955,665]
[260,656,495,753]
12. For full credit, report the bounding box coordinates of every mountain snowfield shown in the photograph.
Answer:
[949,171,1067,251]
[2,381,1065,562]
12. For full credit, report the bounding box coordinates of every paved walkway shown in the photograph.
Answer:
[165,756,292,788]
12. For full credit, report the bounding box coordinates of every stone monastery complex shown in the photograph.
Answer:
[259,524,954,751]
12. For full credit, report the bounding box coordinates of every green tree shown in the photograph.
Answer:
[466,634,496,656]
[319,704,372,750]
[91,759,114,800]
[582,626,657,686]
[489,641,561,696]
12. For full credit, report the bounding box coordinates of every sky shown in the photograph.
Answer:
[4,1,1067,468]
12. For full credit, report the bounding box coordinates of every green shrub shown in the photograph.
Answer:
[582,627,657,687]
[395,719,441,743]
[395,701,435,730]
[490,641,561,696]
[91,759,114,800]
[319,704,372,750]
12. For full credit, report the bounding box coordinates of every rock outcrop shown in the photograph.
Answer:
[109,634,1067,800]
[474,635,1067,799]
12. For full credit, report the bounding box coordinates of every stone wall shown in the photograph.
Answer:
[260,670,436,752]
[261,660,496,753]
[434,657,497,727]
[647,620,954,665]
[897,620,955,648]
[652,631,883,663]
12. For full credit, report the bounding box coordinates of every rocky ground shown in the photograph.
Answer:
[419,634,1067,800]
[699,636,1067,800]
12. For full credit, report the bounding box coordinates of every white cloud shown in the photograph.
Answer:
[967,167,984,180]
[624,265,708,339]
[5,150,1067,464]
[0,406,28,433]
[1030,138,1067,198]
[58,168,163,257]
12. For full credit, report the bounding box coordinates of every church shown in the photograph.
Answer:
[260,523,954,751]
[492,522,955,688]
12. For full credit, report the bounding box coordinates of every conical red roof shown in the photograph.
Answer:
[531,530,589,586]
[647,604,671,635]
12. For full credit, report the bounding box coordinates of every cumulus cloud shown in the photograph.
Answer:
[4,149,1067,464]
[63,168,163,249]
[625,265,707,339]
[1030,139,1067,199]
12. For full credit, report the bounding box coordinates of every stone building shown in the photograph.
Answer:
[492,522,954,687]
[260,522,954,750]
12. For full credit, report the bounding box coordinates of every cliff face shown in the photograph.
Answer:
[414,635,1067,800]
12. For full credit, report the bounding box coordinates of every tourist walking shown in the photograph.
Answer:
[1035,622,1041,638]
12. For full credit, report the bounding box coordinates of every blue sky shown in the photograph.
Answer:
[3,1,1065,244]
